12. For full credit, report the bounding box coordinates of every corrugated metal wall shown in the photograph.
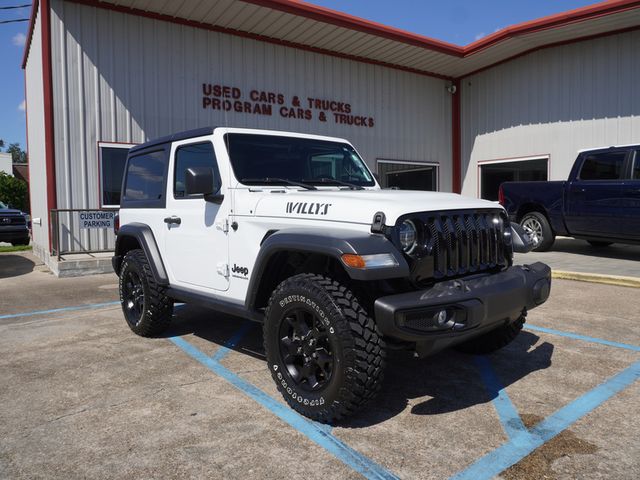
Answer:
[24,4,50,261]
[47,0,452,253]
[461,29,640,197]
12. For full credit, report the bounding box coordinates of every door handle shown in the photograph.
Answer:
[164,216,181,225]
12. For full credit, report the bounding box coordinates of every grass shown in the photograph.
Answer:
[0,244,32,253]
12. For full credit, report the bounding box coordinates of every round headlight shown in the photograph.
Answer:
[399,220,417,253]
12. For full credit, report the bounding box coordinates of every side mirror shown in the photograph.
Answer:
[185,167,224,204]
[510,223,536,253]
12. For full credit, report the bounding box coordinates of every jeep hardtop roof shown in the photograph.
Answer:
[128,127,353,156]
[129,127,216,154]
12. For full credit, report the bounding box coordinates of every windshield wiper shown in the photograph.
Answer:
[240,177,317,190]
[303,177,364,190]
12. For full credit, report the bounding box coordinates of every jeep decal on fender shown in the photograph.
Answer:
[285,202,332,215]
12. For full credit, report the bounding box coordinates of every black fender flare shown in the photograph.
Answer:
[245,228,409,310]
[113,223,169,285]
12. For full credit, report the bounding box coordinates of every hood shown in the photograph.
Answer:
[0,208,24,216]
[250,189,502,226]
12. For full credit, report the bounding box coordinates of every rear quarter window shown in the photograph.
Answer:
[122,149,168,208]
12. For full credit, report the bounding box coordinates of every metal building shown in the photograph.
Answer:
[22,0,640,274]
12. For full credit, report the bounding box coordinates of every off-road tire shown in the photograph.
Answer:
[521,212,555,251]
[588,240,613,247]
[455,314,525,355]
[119,249,173,337]
[264,273,386,423]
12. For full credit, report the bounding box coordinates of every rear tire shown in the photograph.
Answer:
[119,249,173,337]
[455,314,525,355]
[11,237,30,246]
[264,273,386,423]
[588,240,613,247]
[520,212,554,251]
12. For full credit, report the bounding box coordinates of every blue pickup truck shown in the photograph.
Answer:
[500,145,640,251]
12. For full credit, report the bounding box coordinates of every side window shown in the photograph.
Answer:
[174,142,221,198]
[634,152,640,180]
[123,150,167,203]
[579,152,626,180]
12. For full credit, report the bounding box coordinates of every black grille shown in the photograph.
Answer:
[398,209,510,283]
[0,215,26,225]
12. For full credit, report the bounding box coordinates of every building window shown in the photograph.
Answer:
[376,160,439,191]
[99,143,136,207]
[479,156,549,201]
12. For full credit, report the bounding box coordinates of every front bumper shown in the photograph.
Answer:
[374,262,551,348]
[0,227,30,242]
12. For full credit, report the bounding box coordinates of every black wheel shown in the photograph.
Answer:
[264,273,386,423]
[588,240,613,247]
[11,237,30,246]
[520,212,555,251]
[455,314,525,355]
[118,249,173,337]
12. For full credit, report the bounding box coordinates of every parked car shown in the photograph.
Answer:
[500,145,640,251]
[0,201,30,246]
[112,127,548,422]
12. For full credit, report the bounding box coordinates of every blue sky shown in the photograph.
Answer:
[0,0,598,151]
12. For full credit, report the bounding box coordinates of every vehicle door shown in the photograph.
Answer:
[564,150,627,237]
[163,139,230,291]
[620,150,640,240]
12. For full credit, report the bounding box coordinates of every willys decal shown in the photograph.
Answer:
[285,202,332,215]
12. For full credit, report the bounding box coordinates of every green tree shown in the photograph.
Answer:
[6,143,27,163]
[0,172,29,212]
[0,139,5,150]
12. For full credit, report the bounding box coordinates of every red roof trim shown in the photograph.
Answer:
[462,24,640,78]
[59,0,454,80]
[463,0,640,55]
[244,0,640,57]
[21,0,40,69]
[21,0,640,73]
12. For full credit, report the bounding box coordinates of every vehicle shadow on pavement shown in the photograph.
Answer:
[165,305,554,428]
[0,254,36,279]
[544,238,640,261]
[342,331,554,428]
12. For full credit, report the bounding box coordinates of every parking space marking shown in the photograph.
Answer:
[475,356,526,440]
[526,324,640,352]
[451,360,640,480]
[169,335,399,480]
[0,301,120,320]
[211,320,255,362]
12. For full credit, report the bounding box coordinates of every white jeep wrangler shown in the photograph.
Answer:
[113,127,550,422]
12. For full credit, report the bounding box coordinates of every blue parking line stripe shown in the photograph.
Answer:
[526,324,640,352]
[450,360,640,480]
[475,356,527,440]
[211,320,255,362]
[0,301,120,320]
[169,336,398,480]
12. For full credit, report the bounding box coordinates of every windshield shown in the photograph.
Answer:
[0,201,8,209]
[225,133,375,187]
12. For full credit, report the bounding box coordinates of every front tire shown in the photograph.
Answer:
[119,249,173,337]
[455,314,525,354]
[11,237,30,246]
[521,212,555,251]
[264,274,386,423]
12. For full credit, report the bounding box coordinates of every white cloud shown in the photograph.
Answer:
[12,32,26,47]
[474,32,485,41]
[18,100,26,112]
